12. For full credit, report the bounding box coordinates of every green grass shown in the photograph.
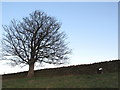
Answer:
[2,72,118,88]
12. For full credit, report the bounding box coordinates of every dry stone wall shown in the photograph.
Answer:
[2,60,119,79]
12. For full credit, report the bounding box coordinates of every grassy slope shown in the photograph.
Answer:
[2,72,118,88]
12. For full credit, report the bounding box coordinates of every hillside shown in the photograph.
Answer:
[2,60,119,79]
[2,72,118,88]
[2,60,119,88]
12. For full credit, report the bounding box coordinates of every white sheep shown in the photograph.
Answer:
[97,67,103,74]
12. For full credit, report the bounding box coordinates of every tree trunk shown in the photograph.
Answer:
[27,63,34,78]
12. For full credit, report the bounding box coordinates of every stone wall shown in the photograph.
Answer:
[2,60,119,79]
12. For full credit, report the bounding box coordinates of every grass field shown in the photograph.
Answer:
[2,72,118,88]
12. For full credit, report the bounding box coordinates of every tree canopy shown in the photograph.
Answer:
[2,10,71,77]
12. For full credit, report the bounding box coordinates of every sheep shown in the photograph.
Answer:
[97,67,103,74]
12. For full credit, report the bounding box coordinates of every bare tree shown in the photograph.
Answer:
[2,10,71,77]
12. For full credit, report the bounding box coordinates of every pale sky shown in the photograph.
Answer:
[0,2,118,74]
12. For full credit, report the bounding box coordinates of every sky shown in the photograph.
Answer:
[0,2,118,74]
